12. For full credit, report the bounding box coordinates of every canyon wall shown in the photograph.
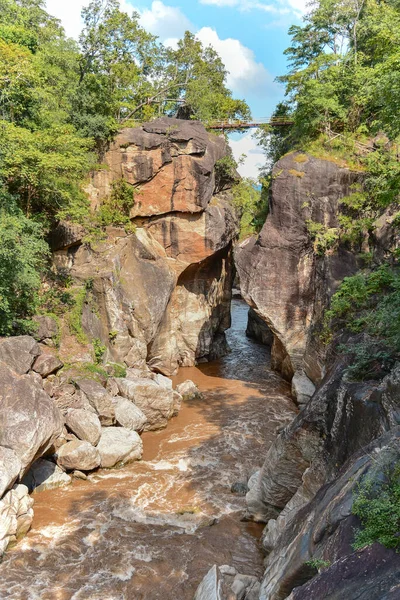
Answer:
[230,152,400,599]
[52,117,239,375]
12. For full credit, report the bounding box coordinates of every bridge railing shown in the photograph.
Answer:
[207,117,294,130]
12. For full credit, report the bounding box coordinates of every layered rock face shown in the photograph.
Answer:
[235,152,360,385]
[53,117,238,375]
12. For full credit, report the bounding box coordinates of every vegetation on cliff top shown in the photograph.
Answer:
[0,0,250,335]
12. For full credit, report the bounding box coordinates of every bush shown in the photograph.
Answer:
[322,263,400,380]
[352,455,400,550]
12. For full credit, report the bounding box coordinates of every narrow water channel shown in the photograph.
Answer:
[0,300,297,600]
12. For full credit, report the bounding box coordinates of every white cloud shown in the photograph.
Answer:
[45,0,135,39]
[196,27,276,97]
[139,1,193,40]
[229,131,265,179]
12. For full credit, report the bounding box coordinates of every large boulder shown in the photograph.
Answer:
[0,447,21,498]
[96,427,143,468]
[235,152,361,383]
[0,484,34,555]
[0,336,40,375]
[116,377,175,430]
[65,408,102,446]
[87,117,227,217]
[0,362,63,477]
[32,353,63,377]
[147,246,234,376]
[32,315,58,342]
[112,396,147,432]
[56,440,101,472]
[76,379,115,425]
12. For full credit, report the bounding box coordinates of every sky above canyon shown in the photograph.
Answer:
[45,0,307,177]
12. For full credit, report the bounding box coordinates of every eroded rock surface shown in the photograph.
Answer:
[235,152,360,382]
[54,117,238,375]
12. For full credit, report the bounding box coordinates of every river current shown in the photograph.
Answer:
[0,300,296,600]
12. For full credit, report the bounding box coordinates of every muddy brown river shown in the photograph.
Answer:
[0,300,296,600]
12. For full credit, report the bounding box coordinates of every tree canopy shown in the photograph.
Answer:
[0,0,250,334]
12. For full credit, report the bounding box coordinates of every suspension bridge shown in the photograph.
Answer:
[207,117,294,131]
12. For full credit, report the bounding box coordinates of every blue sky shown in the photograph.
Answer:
[45,0,306,176]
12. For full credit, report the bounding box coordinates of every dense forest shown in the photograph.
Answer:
[0,0,250,335]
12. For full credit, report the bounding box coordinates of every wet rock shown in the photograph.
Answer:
[148,247,234,376]
[246,308,273,347]
[96,427,143,468]
[0,362,64,477]
[176,380,201,401]
[172,390,182,416]
[56,440,101,472]
[22,458,71,493]
[230,482,248,496]
[0,484,34,555]
[116,377,175,431]
[0,447,21,498]
[291,371,316,407]
[72,470,88,480]
[76,379,115,426]
[0,336,40,375]
[194,564,223,600]
[32,353,63,377]
[112,396,147,432]
[65,408,102,446]
[32,315,58,342]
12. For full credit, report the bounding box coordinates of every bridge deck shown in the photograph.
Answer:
[207,118,293,130]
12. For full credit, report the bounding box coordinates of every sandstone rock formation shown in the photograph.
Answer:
[53,117,238,375]
[235,152,361,384]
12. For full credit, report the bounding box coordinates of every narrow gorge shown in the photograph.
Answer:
[1,111,400,600]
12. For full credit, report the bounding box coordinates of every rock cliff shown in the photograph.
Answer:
[235,152,361,387]
[53,117,238,375]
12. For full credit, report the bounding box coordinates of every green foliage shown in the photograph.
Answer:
[305,559,331,571]
[214,155,239,194]
[108,362,126,378]
[352,456,400,550]
[67,286,88,344]
[231,178,266,239]
[306,220,339,255]
[323,264,400,379]
[262,0,400,163]
[93,337,106,364]
[96,179,136,229]
[0,188,48,334]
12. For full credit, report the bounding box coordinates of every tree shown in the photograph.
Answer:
[0,188,48,334]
